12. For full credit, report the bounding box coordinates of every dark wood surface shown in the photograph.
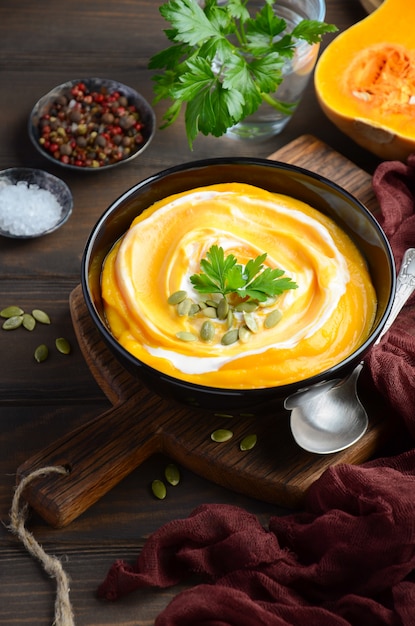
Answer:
[0,1,401,624]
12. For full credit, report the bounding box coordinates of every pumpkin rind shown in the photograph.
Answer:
[315,0,415,161]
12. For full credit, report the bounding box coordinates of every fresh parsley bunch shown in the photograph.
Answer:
[149,0,337,148]
[190,245,298,302]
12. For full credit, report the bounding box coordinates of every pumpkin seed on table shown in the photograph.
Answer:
[34,344,49,363]
[2,315,23,330]
[151,479,167,500]
[240,434,257,451]
[55,337,71,354]
[211,428,233,443]
[165,463,180,486]
[22,313,36,331]
[0,305,24,318]
[32,309,51,324]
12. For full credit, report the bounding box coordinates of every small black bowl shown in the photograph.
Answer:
[28,77,156,172]
[81,158,396,412]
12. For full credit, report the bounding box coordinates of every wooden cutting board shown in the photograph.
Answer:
[17,135,394,528]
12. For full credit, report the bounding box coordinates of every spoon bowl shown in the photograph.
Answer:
[286,247,415,454]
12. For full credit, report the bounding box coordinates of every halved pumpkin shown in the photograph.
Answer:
[315,0,415,161]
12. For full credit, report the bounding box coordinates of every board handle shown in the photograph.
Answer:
[17,399,163,528]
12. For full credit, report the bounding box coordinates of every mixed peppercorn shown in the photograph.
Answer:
[37,81,146,168]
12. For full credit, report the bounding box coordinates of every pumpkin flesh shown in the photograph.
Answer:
[315,0,415,160]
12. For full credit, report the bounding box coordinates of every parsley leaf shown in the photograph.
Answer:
[190,245,298,302]
[149,0,337,148]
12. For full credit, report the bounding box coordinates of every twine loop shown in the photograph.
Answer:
[8,465,75,626]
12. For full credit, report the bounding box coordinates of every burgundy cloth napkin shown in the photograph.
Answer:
[98,156,415,625]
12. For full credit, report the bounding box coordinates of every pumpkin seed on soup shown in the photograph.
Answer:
[167,290,187,305]
[177,298,192,316]
[264,309,283,329]
[238,325,251,343]
[176,331,197,342]
[221,329,239,346]
[200,320,215,342]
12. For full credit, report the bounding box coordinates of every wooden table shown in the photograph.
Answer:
[0,1,399,624]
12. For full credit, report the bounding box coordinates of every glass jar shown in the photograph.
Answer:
[225,0,326,141]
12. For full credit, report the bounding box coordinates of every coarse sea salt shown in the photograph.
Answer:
[0,180,62,236]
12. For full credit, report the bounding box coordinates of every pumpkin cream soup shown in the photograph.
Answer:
[101,182,377,389]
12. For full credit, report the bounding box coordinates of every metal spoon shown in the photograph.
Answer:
[285,247,415,454]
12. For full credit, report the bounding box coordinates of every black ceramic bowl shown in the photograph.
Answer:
[81,158,396,412]
[29,77,155,172]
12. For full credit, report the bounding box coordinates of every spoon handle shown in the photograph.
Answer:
[375,247,415,345]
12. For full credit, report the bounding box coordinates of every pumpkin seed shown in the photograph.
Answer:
[165,463,180,486]
[264,309,283,329]
[235,301,258,313]
[34,344,49,363]
[240,434,257,451]
[188,303,200,316]
[22,313,36,331]
[206,299,218,308]
[243,311,258,333]
[202,306,217,319]
[216,297,229,320]
[176,331,198,342]
[32,309,51,324]
[200,320,215,342]
[226,309,234,329]
[238,325,252,343]
[2,315,23,330]
[259,296,277,308]
[211,428,233,443]
[177,298,192,316]
[214,413,234,419]
[221,328,239,345]
[167,290,187,305]
[55,337,71,354]
[151,479,167,500]
[0,305,24,318]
